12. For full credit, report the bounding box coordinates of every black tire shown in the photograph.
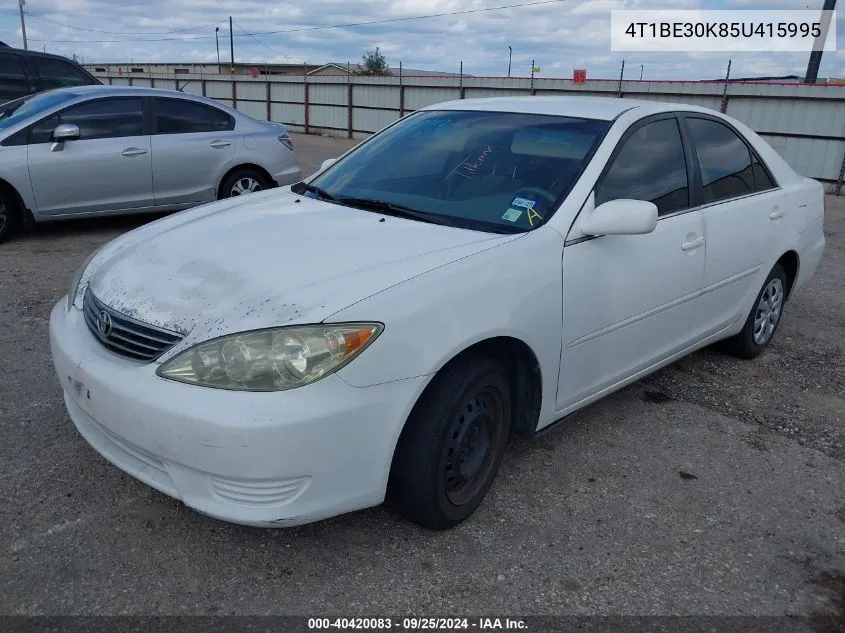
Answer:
[218,169,272,200]
[386,356,512,530]
[718,264,788,360]
[0,188,19,244]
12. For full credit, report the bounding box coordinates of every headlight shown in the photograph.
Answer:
[156,323,383,391]
[67,246,104,311]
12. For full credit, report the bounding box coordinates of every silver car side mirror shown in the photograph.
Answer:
[51,123,80,152]
[320,157,337,171]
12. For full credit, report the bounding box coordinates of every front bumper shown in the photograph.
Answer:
[49,300,426,527]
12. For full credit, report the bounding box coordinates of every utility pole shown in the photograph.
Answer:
[229,16,235,75]
[804,0,836,84]
[215,27,221,74]
[18,0,28,50]
[507,46,512,77]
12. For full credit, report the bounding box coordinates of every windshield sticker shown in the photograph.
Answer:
[527,207,544,226]
[510,196,537,210]
[502,208,523,222]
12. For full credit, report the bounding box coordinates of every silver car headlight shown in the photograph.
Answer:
[156,323,383,391]
[67,246,104,311]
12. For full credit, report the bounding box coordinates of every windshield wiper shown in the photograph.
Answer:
[291,181,335,200]
[334,197,446,225]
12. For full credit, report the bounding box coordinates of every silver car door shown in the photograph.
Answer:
[27,96,154,216]
[150,97,236,206]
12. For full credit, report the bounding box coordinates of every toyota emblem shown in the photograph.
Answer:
[96,310,113,337]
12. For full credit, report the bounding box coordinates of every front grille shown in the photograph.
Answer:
[83,287,184,362]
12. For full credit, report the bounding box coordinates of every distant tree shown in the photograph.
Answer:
[360,47,389,75]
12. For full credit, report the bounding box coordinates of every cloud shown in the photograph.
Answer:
[1,0,842,79]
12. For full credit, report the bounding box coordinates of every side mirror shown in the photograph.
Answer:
[320,157,337,171]
[580,199,658,236]
[50,123,80,152]
[53,123,80,142]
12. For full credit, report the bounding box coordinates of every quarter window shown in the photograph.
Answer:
[686,118,757,203]
[153,98,234,134]
[595,118,689,216]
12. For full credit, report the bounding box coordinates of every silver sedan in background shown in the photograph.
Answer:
[0,85,301,242]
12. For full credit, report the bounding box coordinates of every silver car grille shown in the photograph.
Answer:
[82,288,184,362]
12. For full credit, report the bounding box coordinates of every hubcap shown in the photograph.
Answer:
[753,278,784,345]
[231,177,262,196]
[442,389,505,507]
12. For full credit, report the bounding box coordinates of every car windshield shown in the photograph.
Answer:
[0,91,79,131]
[298,109,610,233]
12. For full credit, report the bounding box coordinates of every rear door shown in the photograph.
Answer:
[27,96,154,216]
[681,115,783,340]
[150,97,236,206]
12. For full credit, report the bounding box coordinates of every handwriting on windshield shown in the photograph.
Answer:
[445,145,493,181]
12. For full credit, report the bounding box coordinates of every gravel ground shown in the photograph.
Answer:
[0,133,843,620]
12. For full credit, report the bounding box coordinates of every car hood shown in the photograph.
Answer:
[86,189,517,347]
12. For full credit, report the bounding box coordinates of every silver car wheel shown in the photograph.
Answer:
[753,278,784,345]
[230,177,262,196]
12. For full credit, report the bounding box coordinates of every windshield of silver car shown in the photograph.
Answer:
[292,110,610,233]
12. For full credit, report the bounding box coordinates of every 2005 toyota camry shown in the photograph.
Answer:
[49,96,825,530]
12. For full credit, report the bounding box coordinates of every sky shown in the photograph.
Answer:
[1,0,844,80]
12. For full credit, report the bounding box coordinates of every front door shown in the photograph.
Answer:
[27,96,154,216]
[558,116,706,412]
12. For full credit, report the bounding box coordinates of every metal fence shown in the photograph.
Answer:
[95,71,845,194]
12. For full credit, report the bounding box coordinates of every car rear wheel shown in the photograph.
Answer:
[719,264,788,359]
[219,169,271,200]
[387,356,511,530]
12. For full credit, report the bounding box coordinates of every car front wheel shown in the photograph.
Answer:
[387,356,512,530]
[0,189,18,244]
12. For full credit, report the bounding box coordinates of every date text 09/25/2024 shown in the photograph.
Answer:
[307,618,528,630]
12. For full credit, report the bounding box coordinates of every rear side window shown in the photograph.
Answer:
[752,153,777,190]
[32,56,95,90]
[686,118,758,203]
[0,52,29,103]
[153,98,234,134]
[595,118,689,216]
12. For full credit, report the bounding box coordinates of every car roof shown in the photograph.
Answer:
[422,95,717,121]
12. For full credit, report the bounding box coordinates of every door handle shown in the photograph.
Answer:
[769,207,785,220]
[681,236,705,251]
[210,140,232,149]
[121,148,148,157]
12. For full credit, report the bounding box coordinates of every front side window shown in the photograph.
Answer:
[32,56,95,90]
[299,110,610,233]
[153,98,234,134]
[686,117,755,203]
[595,118,689,216]
[30,97,143,143]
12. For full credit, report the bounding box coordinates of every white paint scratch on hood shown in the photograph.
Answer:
[86,189,517,352]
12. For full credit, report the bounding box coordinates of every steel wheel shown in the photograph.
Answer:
[230,177,262,196]
[753,278,784,345]
[441,387,508,507]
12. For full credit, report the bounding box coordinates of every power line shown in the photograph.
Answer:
[24,12,225,35]
[27,0,568,43]
[233,20,304,63]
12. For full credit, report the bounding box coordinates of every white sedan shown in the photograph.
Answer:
[49,96,825,530]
